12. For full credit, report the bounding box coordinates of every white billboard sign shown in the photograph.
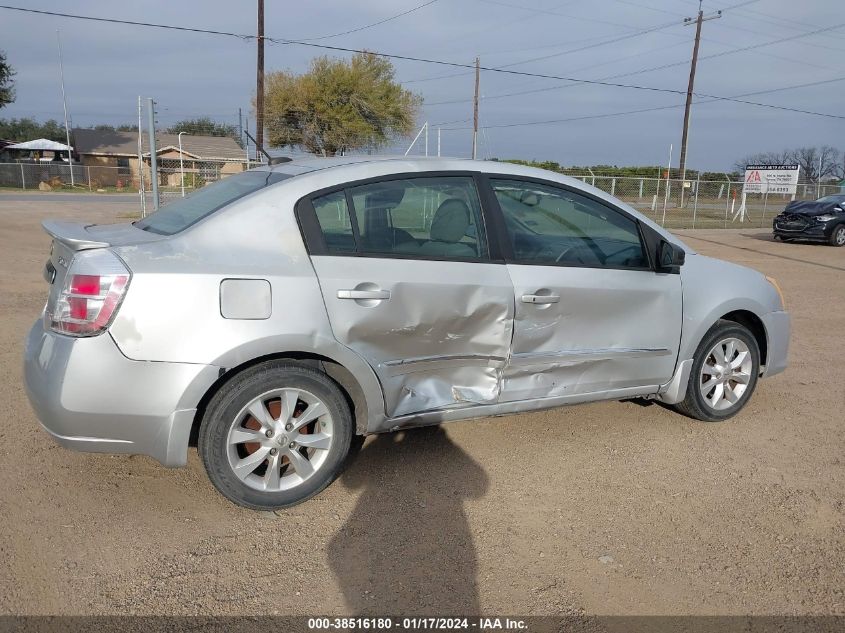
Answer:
[743,164,800,195]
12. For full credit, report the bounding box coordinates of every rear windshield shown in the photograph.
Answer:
[136,171,290,235]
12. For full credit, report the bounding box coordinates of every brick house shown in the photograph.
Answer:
[72,129,248,188]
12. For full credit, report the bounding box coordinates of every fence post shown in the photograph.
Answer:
[692,175,700,229]
[638,178,643,199]
[20,163,26,189]
[724,183,731,228]
[761,191,769,227]
[611,178,616,196]
[87,166,91,191]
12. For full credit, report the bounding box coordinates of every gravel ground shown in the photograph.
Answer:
[0,195,842,617]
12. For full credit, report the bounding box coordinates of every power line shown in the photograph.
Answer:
[295,0,440,42]
[402,0,768,85]
[424,40,691,105]
[441,75,845,130]
[401,16,684,85]
[1,4,842,121]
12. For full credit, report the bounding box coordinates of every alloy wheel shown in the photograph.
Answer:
[698,337,753,411]
[226,388,334,492]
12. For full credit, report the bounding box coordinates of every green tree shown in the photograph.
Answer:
[263,52,422,156]
[0,50,14,109]
[0,117,65,142]
[167,117,237,138]
[91,123,137,132]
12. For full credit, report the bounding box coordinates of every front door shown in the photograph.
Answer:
[486,177,683,403]
[302,174,514,418]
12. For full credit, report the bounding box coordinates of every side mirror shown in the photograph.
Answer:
[658,240,685,272]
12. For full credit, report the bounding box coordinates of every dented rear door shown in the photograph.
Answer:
[312,257,514,417]
[302,174,515,418]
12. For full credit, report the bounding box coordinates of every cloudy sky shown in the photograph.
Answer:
[1,0,842,170]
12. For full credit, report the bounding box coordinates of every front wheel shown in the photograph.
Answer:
[829,224,845,247]
[674,320,760,422]
[198,361,354,510]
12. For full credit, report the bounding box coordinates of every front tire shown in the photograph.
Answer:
[674,320,760,422]
[198,361,353,510]
[829,224,845,247]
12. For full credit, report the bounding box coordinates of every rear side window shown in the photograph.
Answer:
[136,171,290,235]
[310,176,488,261]
[312,191,355,253]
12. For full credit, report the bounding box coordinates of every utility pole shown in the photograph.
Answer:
[56,30,74,186]
[147,98,160,211]
[137,96,146,217]
[256,0,265,156]
[472,57,480,160]
[679,1,720,205]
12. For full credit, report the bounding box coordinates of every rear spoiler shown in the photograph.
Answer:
[42,220,109,251]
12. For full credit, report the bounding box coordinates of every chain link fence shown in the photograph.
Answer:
[568,174,842,229]
[0,162,137,192]
[2,161,842,228]
[154,158,232,207]
[0,159,245,207]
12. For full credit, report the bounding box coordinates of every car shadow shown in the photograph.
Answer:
[327,426,488,615]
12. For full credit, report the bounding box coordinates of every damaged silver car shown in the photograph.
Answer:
[24,157,791,510]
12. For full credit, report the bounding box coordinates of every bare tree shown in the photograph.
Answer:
[734,146,842,182]
[792,146,841,182]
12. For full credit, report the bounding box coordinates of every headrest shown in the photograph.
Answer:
[431,199,471,243]
[365,184,406,209]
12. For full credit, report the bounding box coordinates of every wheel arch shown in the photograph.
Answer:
[719,309,768,367]
[188,349,383,448]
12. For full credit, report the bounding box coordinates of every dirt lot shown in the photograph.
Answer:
[0,194,842,618]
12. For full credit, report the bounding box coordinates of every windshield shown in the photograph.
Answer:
[136,171,290,235]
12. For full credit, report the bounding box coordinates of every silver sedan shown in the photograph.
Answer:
[24,157,790,510]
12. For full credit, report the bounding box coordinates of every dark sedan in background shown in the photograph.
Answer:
[773,194,845,246]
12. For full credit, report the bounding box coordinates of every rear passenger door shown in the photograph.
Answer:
[298,173,515,418]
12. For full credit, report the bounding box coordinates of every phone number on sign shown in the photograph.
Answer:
[308,618,476,630]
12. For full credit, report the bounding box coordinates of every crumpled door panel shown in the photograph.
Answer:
[501,264,682,402]
[311,257,514,418]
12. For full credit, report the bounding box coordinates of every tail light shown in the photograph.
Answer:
[47,249,131,336]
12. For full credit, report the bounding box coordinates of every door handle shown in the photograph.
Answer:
[521,294,560,304]
[337,289,391,300]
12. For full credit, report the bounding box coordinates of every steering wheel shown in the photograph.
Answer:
[603,244,644,266]
[555,242,604,266]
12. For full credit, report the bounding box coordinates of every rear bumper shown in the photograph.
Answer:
[23,320,219,467]
[761,310,790,377]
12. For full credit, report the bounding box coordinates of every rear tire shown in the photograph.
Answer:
[674,320,760,422]
[198,361,354,510]
[829,224,845,247]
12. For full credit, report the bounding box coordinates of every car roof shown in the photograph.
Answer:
[255,155,473,176]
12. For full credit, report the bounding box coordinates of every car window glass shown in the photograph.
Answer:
[136,171,290,235]
[491,179,648,268]
[312,190,356,253]
[347,176,488,260]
